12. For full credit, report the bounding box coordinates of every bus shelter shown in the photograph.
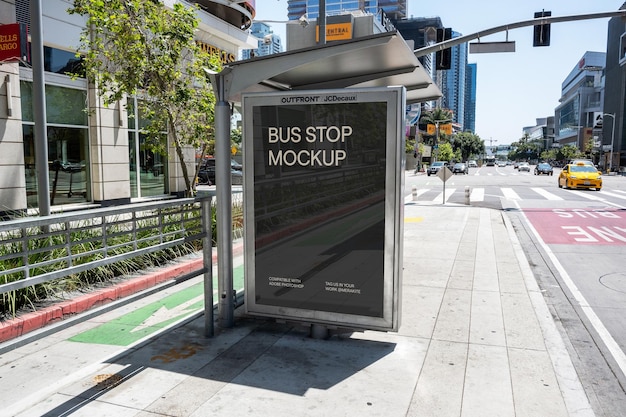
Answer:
[204,31,441,334]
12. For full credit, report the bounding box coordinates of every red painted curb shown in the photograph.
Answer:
[0,242,246,345]
[0,257,203,344]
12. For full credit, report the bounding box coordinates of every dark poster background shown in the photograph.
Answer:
[252,102,387,317]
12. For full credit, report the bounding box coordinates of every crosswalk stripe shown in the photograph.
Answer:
[404,188,430,203]
[501,187,521,200]
[531,187,563,200]
[433,188,456,203]
[562,189,604,200]
[598,190,626,200]
[470,187,485,201]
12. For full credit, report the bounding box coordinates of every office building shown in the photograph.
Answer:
[242,22,283,59]
[437,31,467,130]
[464,63,477,133]
[554,51,606,162]
[0,0,257,216]
[288,0,407,20]
[602,9,626,171]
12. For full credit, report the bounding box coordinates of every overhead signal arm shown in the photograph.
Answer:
[413,10,626,58]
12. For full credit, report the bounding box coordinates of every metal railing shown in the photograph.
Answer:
[0,197,212,295]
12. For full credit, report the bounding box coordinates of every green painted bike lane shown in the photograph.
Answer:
[69,265,245,346]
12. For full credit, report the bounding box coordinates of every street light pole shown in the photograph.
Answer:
[603,113,615,173]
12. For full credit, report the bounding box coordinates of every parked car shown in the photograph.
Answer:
[427,161,448,176]
[468,160,478,168]
[534,162,553,176]
[568,159,594,167]
[558,162,602,190]
[518,162,531,172]
[452,162,468,175]
[198,157,243,185]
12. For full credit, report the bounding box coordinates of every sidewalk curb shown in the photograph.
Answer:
[500,211,595,417]
[1,239,247,345]
[0,258,204,344]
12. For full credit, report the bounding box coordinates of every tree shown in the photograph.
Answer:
[419,108,454,142]
[437,142,454,162]
[453,131,484,161]
[69,0,222,196]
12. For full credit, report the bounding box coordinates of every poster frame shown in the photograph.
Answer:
[241,86,405,331]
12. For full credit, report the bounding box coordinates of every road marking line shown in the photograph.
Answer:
[433,188,456,203]
[519,206,626,386]
[501,187,521,200]
[531,187,563,200]
[563,189,604,200]
[404,188,430,204]
[599,190,626,200]
[470,187,485,202]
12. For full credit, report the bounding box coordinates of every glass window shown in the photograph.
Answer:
[21,81,90,207]
[127,97,168,198]
[20,81,87,125]
[43,46,84,76]
[23,125,90,207]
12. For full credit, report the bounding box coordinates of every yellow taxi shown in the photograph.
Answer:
[558,162,602,190]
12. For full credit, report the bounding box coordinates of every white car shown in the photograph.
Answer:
[468,160,478,168]
[518,162,531,172]
[497,160,507,167]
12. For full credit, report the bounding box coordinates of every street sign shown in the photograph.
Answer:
[437,166,453,182]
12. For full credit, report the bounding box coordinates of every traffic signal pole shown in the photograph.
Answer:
[413,10,626,58]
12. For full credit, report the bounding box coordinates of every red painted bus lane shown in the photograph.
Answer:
[525,208,626,245]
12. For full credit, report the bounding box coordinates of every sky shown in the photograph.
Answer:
[253,0,622,145]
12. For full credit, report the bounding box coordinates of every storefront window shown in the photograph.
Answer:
[21,81,90,207]
[127,98,168,198]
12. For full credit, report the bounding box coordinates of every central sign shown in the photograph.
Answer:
[242,87,405,331]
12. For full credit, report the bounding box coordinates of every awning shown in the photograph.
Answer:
[213,31,441,104]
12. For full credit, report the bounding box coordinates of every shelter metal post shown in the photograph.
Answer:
[214,74,234,328]
[202,198,214,337]
[31,0,51,216]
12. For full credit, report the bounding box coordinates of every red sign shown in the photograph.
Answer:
[525,208,626,245]
[0,23,28,63]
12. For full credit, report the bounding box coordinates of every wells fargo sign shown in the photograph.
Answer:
[0,23,29,63]
[196,41,236,65]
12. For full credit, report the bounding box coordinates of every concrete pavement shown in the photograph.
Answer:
[0,201,595,416]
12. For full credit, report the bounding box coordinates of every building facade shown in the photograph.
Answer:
[554,51,606,164]
[602,9,626,172]
[464,62,477,133]
[438,31,467,131]
[288,0,407,20]
[0,0,256,217]
[241,22,283,59]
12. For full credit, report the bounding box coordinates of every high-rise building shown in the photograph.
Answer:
[288,0,407,20]
[438,31,468,130]
[392,17,442,78]
[464,63,477,133]
[242,22,283,59]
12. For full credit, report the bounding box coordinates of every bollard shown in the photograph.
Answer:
[464,186,470,205]
[412,185,418,201]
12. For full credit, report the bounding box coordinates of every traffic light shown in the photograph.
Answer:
[436,28,452,70]
[533,11,551,47]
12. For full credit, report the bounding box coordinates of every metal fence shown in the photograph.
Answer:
[0,197,212,295]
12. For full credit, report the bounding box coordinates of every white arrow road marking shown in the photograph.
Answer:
[130,294,204,333]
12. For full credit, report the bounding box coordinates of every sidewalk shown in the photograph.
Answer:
[0,204,594,417]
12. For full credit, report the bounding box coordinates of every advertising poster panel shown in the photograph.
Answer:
[242,87,404,331]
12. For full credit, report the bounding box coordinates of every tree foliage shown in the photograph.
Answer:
[69,0,222,195]
[452,131,484,161]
